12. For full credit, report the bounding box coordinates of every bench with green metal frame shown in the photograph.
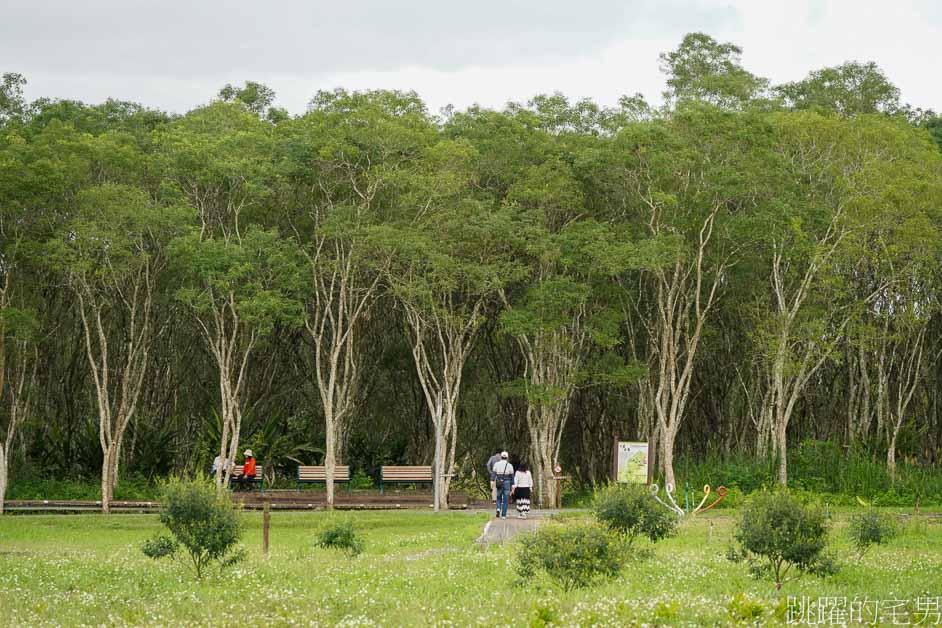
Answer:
[296,465,351,491]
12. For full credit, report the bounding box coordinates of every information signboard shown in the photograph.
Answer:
[615,441,650,484]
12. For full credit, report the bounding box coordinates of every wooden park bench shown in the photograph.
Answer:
[379,465,434,493]
[229,465,264,491]
[296,465,351,491]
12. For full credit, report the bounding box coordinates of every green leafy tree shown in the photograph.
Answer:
[142,477,243,579]
[501,216,634,505]
[659,33,768,109]
[156,101,274,241]
[160,103,296,489]
[0,320,37,515]
[48,184,185,512]
[730,491,834,590]
[171,227,305,489]
[374,139,525,508]
[924,114,942,152]
[0,73,27,126]
[608,105,780,487]
[757,112,942,484]
[847,510,897,560]
[775,61,900,116]
[278,89,433,506]
[217,81,277,118]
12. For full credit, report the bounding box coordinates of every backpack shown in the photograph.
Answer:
[494,461,512,489]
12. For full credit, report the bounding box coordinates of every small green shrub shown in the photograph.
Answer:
[530,603,558,627]
[141,477,244,579]
[314,519,364,556]
[848,510,897,560]
[141,534,178,559]
[727,592,769,623]
[592,483,678,548]
[349,469,374,491]
[729,490,836,590]
[516,523,627,590]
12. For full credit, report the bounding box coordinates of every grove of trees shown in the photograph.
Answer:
[3,34,942,511]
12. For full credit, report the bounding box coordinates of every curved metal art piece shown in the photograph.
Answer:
[649,482,684,516]
[649,483,728,517]
[694,485,728,514]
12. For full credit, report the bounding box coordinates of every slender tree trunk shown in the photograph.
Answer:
[0,447,8,515]
[197,298,254,492]
[882,326,927,484]
[766,222,850,486]
[887,434,898,483]
[101,447,115,514]
[305,237,380,508]
[516,324,585,507]
[644,209,724,487]
[324,419,337,507]
[0,455,6,513]
[404,301,480,511]
[660,426,677,488]
[857,344,872,441]
[74,265,154,513]
[0,342,36,515]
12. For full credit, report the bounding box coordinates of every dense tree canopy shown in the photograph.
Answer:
[3,33,942,510]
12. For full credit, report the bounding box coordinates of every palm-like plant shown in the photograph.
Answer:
[242,413,323,485]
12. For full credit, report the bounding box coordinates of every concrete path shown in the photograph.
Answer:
[476,512,549,547]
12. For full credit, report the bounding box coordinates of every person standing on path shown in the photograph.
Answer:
[511,462,533,519]
[493,451,514,519]
[486,450,502,509]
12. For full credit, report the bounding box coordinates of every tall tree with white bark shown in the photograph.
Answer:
[375,141,524,508]
[48,184,182,512]
[609,105,778,487]
[501,216,633,506]
[160,102,296,489]
[279,89,432,506]
[172,228,304,489]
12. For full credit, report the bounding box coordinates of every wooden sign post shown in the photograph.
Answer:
[263,500,270,558]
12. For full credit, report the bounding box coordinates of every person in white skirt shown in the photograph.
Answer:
[511,462,533,519]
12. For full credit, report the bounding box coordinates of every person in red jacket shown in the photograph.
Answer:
[237,449,257,489]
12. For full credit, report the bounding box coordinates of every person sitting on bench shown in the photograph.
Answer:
[236,449,257,489]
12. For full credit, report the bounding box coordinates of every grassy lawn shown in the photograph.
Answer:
[1,509,941,626]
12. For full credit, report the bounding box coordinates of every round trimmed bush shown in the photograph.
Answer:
[592,483,678,547]
[730,490,835,590]
[516,523,627,590]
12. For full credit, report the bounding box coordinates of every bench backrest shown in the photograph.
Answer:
[297,465,351,481]
[381,465,433,481]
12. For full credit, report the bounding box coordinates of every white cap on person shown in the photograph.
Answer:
[500,451,508,458]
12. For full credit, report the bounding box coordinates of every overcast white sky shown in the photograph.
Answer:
[3,0,941,115]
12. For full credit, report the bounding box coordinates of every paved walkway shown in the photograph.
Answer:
[475,511,550,546]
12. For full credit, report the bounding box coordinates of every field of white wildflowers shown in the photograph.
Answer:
[0,509,940,626]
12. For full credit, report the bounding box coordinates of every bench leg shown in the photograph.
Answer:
[380,480,384,494]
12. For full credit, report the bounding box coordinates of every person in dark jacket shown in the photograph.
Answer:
[493,451,514,519]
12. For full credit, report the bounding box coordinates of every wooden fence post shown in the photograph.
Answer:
[263,500,270,558]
